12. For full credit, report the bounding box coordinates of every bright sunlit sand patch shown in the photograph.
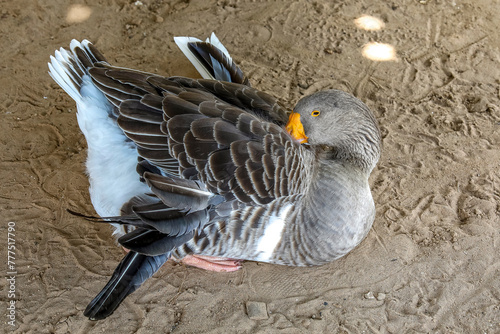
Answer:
[354,15,385,31]
[362,42,397,61]
[66,4,92,24]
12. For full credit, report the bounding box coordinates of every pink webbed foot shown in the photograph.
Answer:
[123,248,241,272]
[179,254,242,272]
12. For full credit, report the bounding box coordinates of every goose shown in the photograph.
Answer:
[48,33,381,320]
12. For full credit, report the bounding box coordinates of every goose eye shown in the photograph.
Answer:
[311,110,320,117]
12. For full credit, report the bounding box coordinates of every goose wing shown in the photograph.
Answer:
[84,60,313,205]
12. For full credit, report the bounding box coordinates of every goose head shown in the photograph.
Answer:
[286,90,381,172]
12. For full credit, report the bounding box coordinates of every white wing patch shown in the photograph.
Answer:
[255,204,292,262]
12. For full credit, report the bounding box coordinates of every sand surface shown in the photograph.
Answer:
[1,0,500,333]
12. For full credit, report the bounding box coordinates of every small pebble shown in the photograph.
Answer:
[376,293,386,301]
[246,301,268,320]
[364,291,375,299]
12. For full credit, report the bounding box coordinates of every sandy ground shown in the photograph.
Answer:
[1,0,500,333]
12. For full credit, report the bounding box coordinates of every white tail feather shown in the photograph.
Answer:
[174,36,213,79]
[174,33,233,80]
[206,33,232,61]
[48,52,81,102]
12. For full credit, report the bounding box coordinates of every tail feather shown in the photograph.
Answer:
[48,51,82,102]
[84,252,168,320]
[48,39,109,104]
[174,33,250,85]
[70,39,108,68]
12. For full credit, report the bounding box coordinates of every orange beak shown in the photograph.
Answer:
[285,112,308,144]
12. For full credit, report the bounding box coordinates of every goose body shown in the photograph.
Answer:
[48,34,381,320]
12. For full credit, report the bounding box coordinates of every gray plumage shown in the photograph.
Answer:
[48,36,381,320]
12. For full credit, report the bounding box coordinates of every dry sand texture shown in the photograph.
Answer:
[1,0,499,333]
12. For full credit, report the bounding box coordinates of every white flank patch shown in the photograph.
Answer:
[255,204,292,261]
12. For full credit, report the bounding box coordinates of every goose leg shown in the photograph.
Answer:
[123,247,241,272]
[179,255,242,272]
